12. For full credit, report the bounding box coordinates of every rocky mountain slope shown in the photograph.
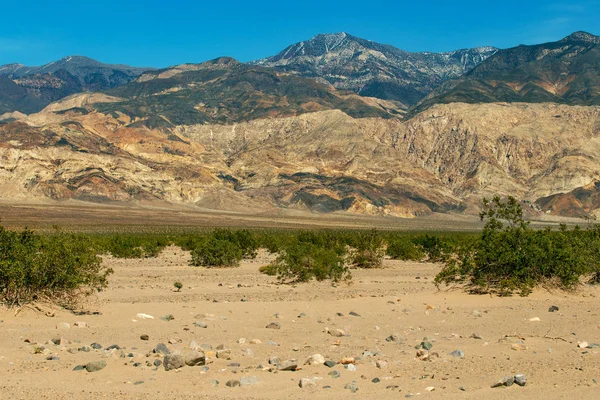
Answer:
[0,56,153,114]
[253,32,497,107]
[415,32,600,112]
[2,98,599,218]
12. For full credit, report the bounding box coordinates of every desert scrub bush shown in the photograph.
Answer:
[347,229,385,268]
[386,237,425,261]
[211,229,259,259]
[189,237,243,267]
[435,196,597,296]
[260,242,350,283]
[0,225,112,306]
[100,234,171,258]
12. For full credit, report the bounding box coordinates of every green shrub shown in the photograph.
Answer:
[435,196,599,295]
[0,225,112,306]
[387,238,425,261]
[190,237,243,267]
[347,229,385,268]
[261,242,350,283]
[414,234,447,262]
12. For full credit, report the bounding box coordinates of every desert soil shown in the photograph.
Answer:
[1,247,599,399]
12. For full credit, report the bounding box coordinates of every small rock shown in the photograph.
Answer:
[168,338,182,344]
[153,359,162,367]
[279,359,298,371]
[140,334,149,341]
[529,317,541,322]
[511,343,528,351]
[208,379,219,387]
[470,333,483,340]
[249,339,262,344]
[372,377,381,383]
[194,321,208,328]
[328,370,341,378]
[327,328,345,337]
[470,310,482,318]
[340,357,355,365]
[183,349,206,366]
[492,376,515,388]
[349,311,361,317]
[226,380,240,387]
[418,341,433,350]
[449,350,464,358]
[73,365,85,371]
[160,314,175,321]
[163,354,185,371]
[346,364,357,372]
[344,381,359,393]
[579,342,589,349]
[90,343,102,350]
[240,376,258,386]
[386,334,403,343]
[548,305,559,312]
[136,313,154,319]
[306,354,325,365]
[78,346,91,352]
[299,377,317,388]
[74,322,88,328]
[376,360,388,369]
[266,322,280,329]
[216,349,231,359]
[514,374,527,386]
[425,386,435,392]
[268,356,280,366]
[56,322,70,330]
[154,343,170,355]
[85,360,107,372]
[51,337,63,345]
[298,313,307,318]
[237,338,247,344]
[106,344,120,351]
[324,360,337,368]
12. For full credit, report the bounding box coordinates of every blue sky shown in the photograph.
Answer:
[1,0,598,67]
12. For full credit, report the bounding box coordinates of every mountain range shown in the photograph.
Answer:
[1,31,600,219]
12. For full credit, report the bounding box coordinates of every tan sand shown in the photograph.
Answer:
[1,247,599,399]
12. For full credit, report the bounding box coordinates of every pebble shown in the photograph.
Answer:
[298,313,307,318]
[470,310,482,318]
[194,321,208,328]
[376,360,388,369]
[449,349,464,358]
[372,377,381,383]
[346,364,357,372]
[154,343,170,355]
[183,349,206,366]
[160,314,175,321]
[529,317,541,322]
[579,342,589,349]
[306,354,325,365]
[153,359,162,367]
[328,370,341,378]
[279,359,298,371]
[85,360,107,372]
[327,328,345,337]
[340,357,355,365]
[74,322,88,328]
[208,379,219,387]
[299,377,317,388]
[268,356,280,366]
[240,376,258,386]
[266,322,280,329]
[345,381,359,393]
[90,343,102,350]
[548,305,559,312]
[73,365,85,371]
[140,334,149,341]
[349,311,361,317]
[136,313,154,319]
[470,333,483,339]
[237,338,247,344]
[226,380,240,387]
[492,376,515,388]
[56,322,70,330]
[216,349,231,359]
[514,374,527,386]
[386,334,403,343]
[163,354,185,371]
[324,360,337,368]
[418,341,433,350]
[249,339,262,344]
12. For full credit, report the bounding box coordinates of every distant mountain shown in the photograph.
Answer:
[97,57,398,125]
[0,56,153,114]
[252,32,497,107]
[415,31,600,112]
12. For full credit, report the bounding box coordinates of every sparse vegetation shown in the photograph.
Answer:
[0,224,112,306]
[173,281,183,292]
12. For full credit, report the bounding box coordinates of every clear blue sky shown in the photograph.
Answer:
[1,0,598,67]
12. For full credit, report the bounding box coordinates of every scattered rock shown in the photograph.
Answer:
[51,337,63,345]
[226,380,240,388]
[376,360,388,369]
[216,349,231,359]
[249,339,262,344]
[327,328,345,337]
[136,313,154,320]
[349,311,361,317]
[529,317,541,322]
[266,322,280,329]
[299,377,317,388]
[449,350,464,358]
[73,365,85,371]
[208,379,219,387]
[306,354,325,365]
[386,334,403,343]
[372,377,381,383]
[324,360,337,368]
[514,374,527,386]
[140,334,149,341]
[85,360,107,372]
[268,356,280,366]
[153,359,162,367]
[548,305,559,312]
[346,364,357,372]
[90,343,102,350]
[74,322,88,328]
[194,321,208,328]
[511,343,528,351]
[163,354,185,371]
[328,370,341,378]
[470,333,483,340]
[345,381,359,393]
[579,342,589,349]
[183,349,206,366]
[237,338,247,344]
[470,310,482,318]
[417,341,433,350]
[154,343,170,355]
[279,359,298,371]
[340,357,355,365]
[160,314,175,321]
[492,376,515,388]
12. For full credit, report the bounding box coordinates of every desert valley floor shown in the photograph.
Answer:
[1,244,599,399]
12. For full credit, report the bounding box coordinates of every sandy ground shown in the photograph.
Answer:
[1,247,600,399]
